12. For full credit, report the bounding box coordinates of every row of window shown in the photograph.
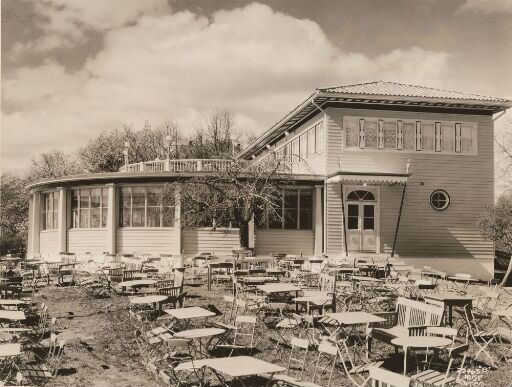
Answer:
[344,117,476,154]
[274,122,324,162]
[258,188,313,230]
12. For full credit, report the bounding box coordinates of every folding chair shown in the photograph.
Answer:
[19,339,65,385]
[218,315,257,356]
[368,366,411,387]
[310,341,340,387]
[336,338,384,387]
[412,343,468,387]
[463,305,499,366]
[272,337,310,384]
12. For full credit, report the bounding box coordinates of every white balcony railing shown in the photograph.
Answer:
[119,159,234,173]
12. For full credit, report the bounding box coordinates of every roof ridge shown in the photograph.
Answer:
[377,81,500,100]
[319,80,383,91]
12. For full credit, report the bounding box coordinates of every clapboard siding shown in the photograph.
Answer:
[116,228,178,254]
[182,229,240,255]
[67,229,107,254]
[325,183,343,256]
[254,229,315,256]
[324,107,494,275]
[39,230,58,255]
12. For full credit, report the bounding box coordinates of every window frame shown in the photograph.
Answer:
[41,191,59,230]
[429,189,451,211]
[264,187,314,230]
[71,187,109,229]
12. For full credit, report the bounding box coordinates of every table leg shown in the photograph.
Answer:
[448,306,453,327]
[403,346,408,375]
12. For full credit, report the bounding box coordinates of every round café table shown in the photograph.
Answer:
[391,336,452,374]
[118,279,156,293]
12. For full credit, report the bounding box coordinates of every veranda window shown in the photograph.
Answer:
[266,188,313,230]
[119,186,174,228]
[42,192,58,230]
[71,188,108,228]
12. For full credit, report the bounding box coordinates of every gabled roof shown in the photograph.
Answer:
[237,81,511,159]
[319,81,510,103]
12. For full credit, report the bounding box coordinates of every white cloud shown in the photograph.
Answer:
[2,3,451,173]
[459,0,512,14]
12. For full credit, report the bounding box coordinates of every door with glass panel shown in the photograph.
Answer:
[345,190,377,252]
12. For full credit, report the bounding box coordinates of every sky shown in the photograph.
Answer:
[1,0,512,187]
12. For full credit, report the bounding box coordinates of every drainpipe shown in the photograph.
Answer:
[391,160,411,257]
[340,180,349,257]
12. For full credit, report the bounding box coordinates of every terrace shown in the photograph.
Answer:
[2,252,511,386]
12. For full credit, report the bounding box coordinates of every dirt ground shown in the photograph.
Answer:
[39,284,512,387]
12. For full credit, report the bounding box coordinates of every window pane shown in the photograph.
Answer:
[442,123,455,152]
[365,121,378,148]
[91,189,101,208]
[347,216,358,230]
[132,208,145,227]
[345,119,358,148]
[90,208,101,228]
[147,207,161,227]
[307,129,315,156]
[363,205,374,218]
[79,207,89,228]
[315,124,324,152]
[299,189,313,229]
[347,204,359,217]
[132,187,145,208]
[284,190,298,229]
[422,124,434,150]
[163,206,174,227]
[120,187,131,227]
[72,209,79,228]
[403,123,415,150]
[291,139,299,162]
[299,134,307,160]
[147,187,161,206]
[80,189,90,210]
[363,217,374,230]
[384,122,397,149]
[101,208,108,228]
[461,124,474,153]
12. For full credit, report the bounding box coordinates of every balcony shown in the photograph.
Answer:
[119,159,234,173]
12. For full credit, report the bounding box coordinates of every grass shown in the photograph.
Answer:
[36,282,512,387]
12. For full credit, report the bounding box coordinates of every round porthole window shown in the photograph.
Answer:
[430,190,450,211]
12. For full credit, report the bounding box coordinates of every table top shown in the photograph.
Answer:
[129,295,167,305]
[447,276,479,282]
[0,328,32,332]
[0,310,25,321]
[0,343,21,357]
[0,299,28,305]
[175,327,225,339]
[325,311,386,325]
[492,309,512,317]
[266,269,285,274]
[349,276,383,283]
[164,306,216,320]
[293,296,331,305]
[118,279,156,288]
[424,293,474,302]
[176,356,285,377]
[391,336,452,349]
[257,283,301,294]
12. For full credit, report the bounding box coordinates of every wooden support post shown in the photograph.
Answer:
[391,183,408,257]
[340,181,348,257]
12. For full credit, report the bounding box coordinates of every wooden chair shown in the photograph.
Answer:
[411,343,468,386]
[273,337,310,384]
[219,315,257,357]
[310,341,340,387]
[463,305,499,366]
[19,339,65,385]
[368,366,411,387]
[336,338,384,387]
[368,297,444,353]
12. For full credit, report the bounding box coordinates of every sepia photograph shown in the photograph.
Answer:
[1,0,512,386]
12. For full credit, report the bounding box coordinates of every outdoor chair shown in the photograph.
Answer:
[336,338,384,387]
[411,343,468,386]
[368,297,445,354]
[368,366,411,387]
[158,286,185,309]
[18,339,65,386]
[495,327,512,363]
[218,315,257,356]
[309,341,340,387]
[272,336,310,384]
[463,304,500,366]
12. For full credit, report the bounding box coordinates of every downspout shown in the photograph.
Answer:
[340,180,348,257]
[391,160,411,257]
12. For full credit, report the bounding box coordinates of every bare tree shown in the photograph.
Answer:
[26,149,83,182]
[165,156,291,249]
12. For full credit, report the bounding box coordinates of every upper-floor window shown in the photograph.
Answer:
[260,188,313,230]
[71,188,108,228]
[344,116,476,154]
[274,122,324,162]
[42,192,58,230]
[119,186,174,228]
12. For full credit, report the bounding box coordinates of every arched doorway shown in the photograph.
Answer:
[345,189,378,252]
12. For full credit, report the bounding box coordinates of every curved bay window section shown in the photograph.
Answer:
[71,188,108,228]
[119,186,174,228]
